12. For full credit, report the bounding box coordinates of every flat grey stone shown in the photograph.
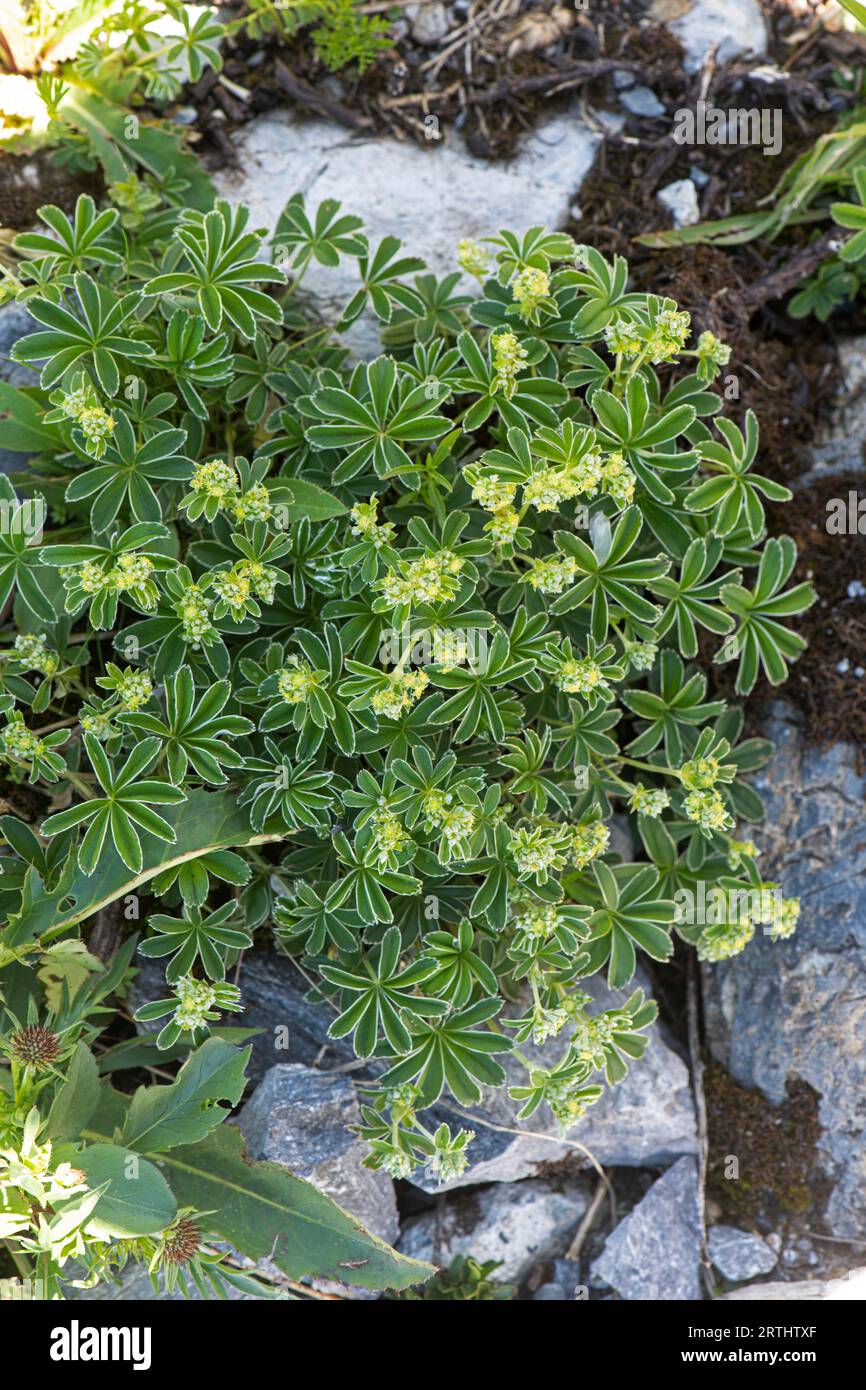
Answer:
[702,703,866,1239]
[236,1061,399,1246]
[399,1177,590,1285]
[720,1267,866,1301]
[653,0,767,74]
[592,1156,703,1301]
[213,107,603,357]
[406,1,450,44]
[708,1225,778,1281]
[619,86,666,119]
[658,178,700,228]
[410,965,697,1191]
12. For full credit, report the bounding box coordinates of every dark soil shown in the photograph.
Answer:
[703,1062,861,1283]
[0,146,102,228]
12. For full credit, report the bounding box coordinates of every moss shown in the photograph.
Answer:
[704,1063,832,1223]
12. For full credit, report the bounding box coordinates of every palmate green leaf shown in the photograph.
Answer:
[551,505,669,641]
[144,200,285,338]
[718,535,816,695]
[12,272,155,397]
[0,788,288,957]
[304,355,451,484]
[378,997,512,1106]
[65,412,192,530]
[120,1039,249,1153]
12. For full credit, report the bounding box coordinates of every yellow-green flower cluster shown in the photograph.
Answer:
[696,330,731,373]
[510,825,566,877]
[237,558,278,606]
[80,710,114,739]
[530,1004,569,1045]
[570,821,609,869]
[525,555,578,595]
[512,902,560,941]
[727,838,758,871]
[484,507,521,547]
[372,809,411,867]
[604,318,643,357]
[191,459,240,505]
[647,308,691,363]
[172,977,219,1032]
[211,566,253,621]
[371,669,429,721]
[13,633,58,678]
[570,1012,618,1070]
[698,916,755,962]
[175,583,214,645]
[422,789,476,852]
[684,787,733,834]
[766,897,800,941]
[510,265,552,322]
[278,658,321,705]
[523,452,604,511]
[232,483,272,524]
[76,552,154,600]
[628,642,658,673]
[679,755,721,790]
[600,452,636,506]
[1,715,43,762]
[378,551,464,609]
[60,385,115,459]
[556,656,603,697]
[471,475,517,512]
[545,1079,596,1130]
[628,783,670,818]
[115,667,152,711]
[457,238,489,280]
[491,330,528,397]
[78,406,116,457]
[350,494,396,549]
[430,628,469,670]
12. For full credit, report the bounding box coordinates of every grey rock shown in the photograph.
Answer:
[213,107,602,357]
[131,947,356,1083]
[406,1,451,45]
[236,1062,399,1246]
[592,1156,703,1301]
[619,86,666,119]
[534,1282,568,1300]
[708,1225,778,1282]
[399,1178,591,1285]
[720,1267,866,1301]
[0,302,39,387]
[803,335,866,484]
[702,703,866,1238]
[0,302,39,476]
[658,178,700,229]
[655,0,767,74]
[411,965,696,1191]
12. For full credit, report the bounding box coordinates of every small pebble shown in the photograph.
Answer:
[847,580,866,599]
[837,659,850,674]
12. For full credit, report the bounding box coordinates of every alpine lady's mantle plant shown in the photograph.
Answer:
[0,184,813,1292]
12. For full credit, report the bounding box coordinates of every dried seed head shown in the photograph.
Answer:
[163,1218,201,1265]
[10,1024,60,1069]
